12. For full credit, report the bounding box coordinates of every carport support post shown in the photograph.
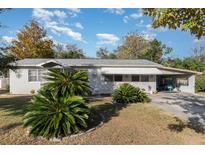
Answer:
[188,75,195,94]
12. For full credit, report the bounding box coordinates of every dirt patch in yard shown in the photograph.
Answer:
[0,95,205,144]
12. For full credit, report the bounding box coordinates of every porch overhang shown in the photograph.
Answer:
[101,67,162,75]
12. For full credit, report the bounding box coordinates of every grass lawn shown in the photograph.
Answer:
[197,92,205,96]
[0,95,205,144]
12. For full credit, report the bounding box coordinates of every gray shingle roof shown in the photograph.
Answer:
[10,58,162,67]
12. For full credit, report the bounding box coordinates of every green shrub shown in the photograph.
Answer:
[195,73,205,92]
[44,68,91,97]
[112,83,150,104]
[23,90,90,139]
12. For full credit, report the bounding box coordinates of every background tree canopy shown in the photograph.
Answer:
[96,47,117,59]
[139,39,172,63]
[163,46,205,72]
[0,46,15,76]
[115,32,149,59]
[9,20,54,59]
[96,32,173,63]
[54,43,86,59]
[143,8,205,39]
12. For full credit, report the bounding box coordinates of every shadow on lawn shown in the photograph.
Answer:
[0,95,32,116]
[0,122,22,135]
[91,102,127,123]
[168,117,186,132]
[168,117,205,134]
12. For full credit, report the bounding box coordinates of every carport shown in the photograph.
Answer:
[156,67,201,93]
[156,74,191,92]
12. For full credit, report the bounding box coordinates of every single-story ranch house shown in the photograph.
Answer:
[9,58,201,94]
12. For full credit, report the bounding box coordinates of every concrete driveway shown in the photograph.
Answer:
[149,92,205,130]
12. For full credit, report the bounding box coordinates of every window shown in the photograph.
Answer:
[149,75,155,82]
[28,69,38,82]
[114,75,122,82]
[28,69,46,82]
[132,75,139,81]
[140,75,149,82]
[38,69,46,81]
[177,77,188,86]
[104,75,113,82]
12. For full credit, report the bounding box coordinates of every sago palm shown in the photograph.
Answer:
[112,83,149,104]
[23,89,90,139]
[44,68,91,97]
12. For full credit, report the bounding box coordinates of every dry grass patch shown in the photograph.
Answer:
[196,92,205,96]
[0,95,205,144]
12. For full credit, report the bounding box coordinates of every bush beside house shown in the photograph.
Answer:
[23,90,90,139]
[23,68,91,139]
[195,73,205,92]
[112,83,150,104]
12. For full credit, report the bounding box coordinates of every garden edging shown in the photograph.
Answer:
[61,112,105,141]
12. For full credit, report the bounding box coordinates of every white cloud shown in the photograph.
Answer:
[136,19,145,27]
[146,24,168,32]
[156,27,168,32]
[123,16,129,23]
[130,12,143,19]
[123,9,143,23]
[105,8,125,15]
[53,10,67,20]
[75,22,84,29]
[96,33,119,45]
[67,8,81,17]
[32,9,85,43]
[194,37,205,45]
[130,9,143,19]
[139,19,144,24]
[44,20,58,27]
[53,39,67,48]
[141,31,156,41]
[46,24,84,42]
[1,36,14,43]
[67,8,81,13]
[146,24,152,29]
[46,35,53,39]
[33,8,67,22]
[33,8,54,21]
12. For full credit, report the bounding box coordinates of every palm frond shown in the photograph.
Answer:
[23,91,90,139]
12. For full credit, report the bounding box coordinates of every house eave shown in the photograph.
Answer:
[157,66,202,75]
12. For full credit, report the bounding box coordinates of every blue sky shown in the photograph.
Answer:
[0,8,204,58]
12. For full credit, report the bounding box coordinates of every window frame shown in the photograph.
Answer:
[114,75,123,82]
[131,75,140,82]
[38,69,46,82]
[140,75,150,82]
[28,69,46,82]
[177,77,189,86]
[103,74,113,82]
[28,69,38,82]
